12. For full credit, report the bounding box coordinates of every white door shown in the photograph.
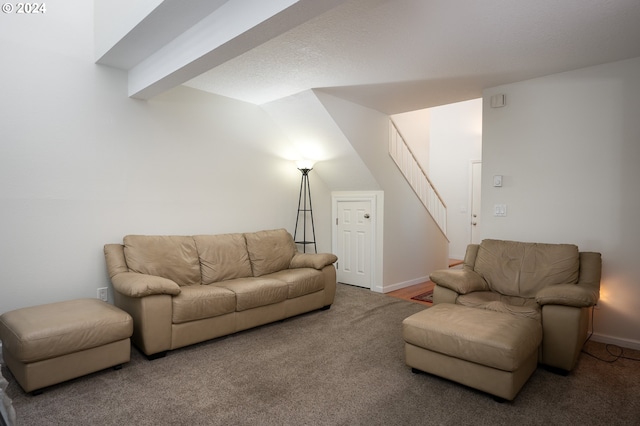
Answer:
[336,200,372,288]
[471,161,482,244]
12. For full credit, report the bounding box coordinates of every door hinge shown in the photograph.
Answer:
[336,218,338,225]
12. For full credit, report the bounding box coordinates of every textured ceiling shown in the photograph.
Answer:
[183,0,640,114]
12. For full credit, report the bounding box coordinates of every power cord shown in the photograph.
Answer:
[581,305,640,363]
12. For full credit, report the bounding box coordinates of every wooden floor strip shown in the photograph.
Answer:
[385,259,461,305]
[386,281,434,306]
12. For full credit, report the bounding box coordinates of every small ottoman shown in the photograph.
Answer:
[402,303,542,401]
[0,298,133,393]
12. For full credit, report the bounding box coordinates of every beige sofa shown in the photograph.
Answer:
[104,229,337,359]
[430,239,602,373]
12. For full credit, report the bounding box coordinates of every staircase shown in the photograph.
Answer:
[388,119,447,237]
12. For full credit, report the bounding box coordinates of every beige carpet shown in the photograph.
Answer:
[2,284,639,425]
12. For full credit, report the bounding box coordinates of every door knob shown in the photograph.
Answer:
[472,222,477,226]
[364,214,370,219]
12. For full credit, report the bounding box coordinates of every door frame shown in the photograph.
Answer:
[331,191,384,293]
[469,160,482,244]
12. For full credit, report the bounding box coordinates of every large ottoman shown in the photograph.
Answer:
[0,298,133,393]
[402,303,542,401]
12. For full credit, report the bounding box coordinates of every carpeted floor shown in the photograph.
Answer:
[2,283,639,425]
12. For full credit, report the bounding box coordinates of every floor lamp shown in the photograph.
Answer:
[293,161,317,253]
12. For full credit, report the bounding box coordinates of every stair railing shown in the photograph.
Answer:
[388,119,447,237]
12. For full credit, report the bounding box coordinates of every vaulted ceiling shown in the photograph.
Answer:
[97,0,640,114]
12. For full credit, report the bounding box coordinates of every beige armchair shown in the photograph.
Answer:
[430,239,601,373]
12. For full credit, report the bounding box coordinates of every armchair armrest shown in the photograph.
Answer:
[111,272,181,298]
[290,253,338,270]
[429,269,489,295]
[537,251,602,308]
[536,284,599,308]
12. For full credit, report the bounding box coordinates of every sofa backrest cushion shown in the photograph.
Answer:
[244,229,296,277]
[194,233,252,284]
[123,235,201,287]
[474,239,580,298]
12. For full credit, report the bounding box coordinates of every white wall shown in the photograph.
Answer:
[317,92,449,291]
[483,56,640,349]
[262,90,380,192]
[0,2,332,313]
[429,99,483,260]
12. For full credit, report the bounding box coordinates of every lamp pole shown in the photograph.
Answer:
[293,166,317,253]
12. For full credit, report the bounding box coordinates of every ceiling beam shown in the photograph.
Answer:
[96,0,348,100]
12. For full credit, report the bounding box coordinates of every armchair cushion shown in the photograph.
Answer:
[123,235,201,287]
[457,291,541,321]
[474,239,579,298]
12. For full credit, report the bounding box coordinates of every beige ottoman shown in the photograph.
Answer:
[0,298,133,394]
[403,303,542,401]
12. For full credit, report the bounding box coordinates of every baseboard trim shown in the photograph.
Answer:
[382,276,430,293]
[590,333,640,351]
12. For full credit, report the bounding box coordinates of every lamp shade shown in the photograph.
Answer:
[296,159,315,170]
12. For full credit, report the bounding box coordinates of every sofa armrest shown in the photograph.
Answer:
[290,253,338,270]
[536,284,599,308]
[429,269,489,295]
[111,272,181,298]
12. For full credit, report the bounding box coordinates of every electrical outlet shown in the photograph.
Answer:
[97,287,108,302]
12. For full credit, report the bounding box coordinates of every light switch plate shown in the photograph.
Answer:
[493,175,503,187]
[494,204,507,217]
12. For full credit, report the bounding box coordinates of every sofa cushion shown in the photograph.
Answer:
[194,233,252,284]
[264,268,325,299]
[244,229,296,277]
[214,277,288,311]
[474,239,579,298]
[457,291,541,321]
[171,285,236,324]
[123,235,201,287]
